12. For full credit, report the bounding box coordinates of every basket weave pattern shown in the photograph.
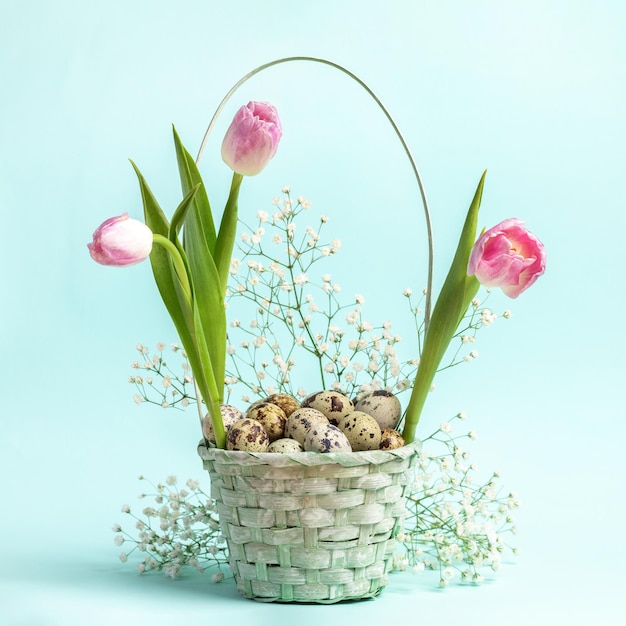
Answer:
[198,441,420,603]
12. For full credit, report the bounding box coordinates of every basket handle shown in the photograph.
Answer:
[196,56,434,327]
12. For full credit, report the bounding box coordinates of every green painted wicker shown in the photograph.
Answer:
[197,441,421,603]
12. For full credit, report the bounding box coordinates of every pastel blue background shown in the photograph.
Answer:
[1,0,625,623]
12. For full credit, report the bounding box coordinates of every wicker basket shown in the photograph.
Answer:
[197,441,421,603]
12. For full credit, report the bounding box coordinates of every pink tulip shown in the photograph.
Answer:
[221,101,282,176]
[88,213,153,266]
[468,218,546,298]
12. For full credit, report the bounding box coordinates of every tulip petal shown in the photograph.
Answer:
[88,213,152,266]
[468,217,546,298]
[221,101,282,176]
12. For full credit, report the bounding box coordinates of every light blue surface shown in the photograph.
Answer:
[1,0,625,624]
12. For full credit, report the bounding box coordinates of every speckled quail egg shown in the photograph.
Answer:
[268,438,304,453]
[304,423,352,453]
[301,390,354,425]
[246,402,287,441]
[284,407,329,444]
[336,411,382,451]
[379,428,406,450]
[264,393,300,417]
[355,390,402,430]
[226,418,270,452]
[202,404,243,443]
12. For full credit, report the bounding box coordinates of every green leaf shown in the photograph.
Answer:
[130,160,195,354]
[170,182,202,243]
[183,215,228,402]
[172,126,217,254]
[131,159,227,445]
[402,171,486,443]
[214,173,243,295]
[130,160,170,236]
[191,300,226,449]
[172,130,228,400]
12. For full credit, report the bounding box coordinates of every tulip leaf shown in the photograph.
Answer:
[172,131,228,399]
[173,126,217,254]
[130,161,198,354]
[178,192,227,403]
[130,160,170,236]
[402,171,486,443]
[130,158,227,444]
[170,182,202,243]
[191,300,226,449]
[214,173,243,294]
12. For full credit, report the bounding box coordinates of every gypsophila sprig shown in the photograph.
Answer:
[223,189,510,404]
[440,291,511,371]
[225,189,421,403]
[394,412,520,586]
[130,343,196,410]
[113,475,228,580]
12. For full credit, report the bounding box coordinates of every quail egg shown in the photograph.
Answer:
[268,438,304,453]
[246,402,287,441]
[355,390,402,430]
[336,411,382,451]
[202,404,243,443]
[265,392,300,417]
[301,390,354,425]
[304,423,352,453]
[284,407,329,444]
[379,428,406,450]
[226,418,270,452]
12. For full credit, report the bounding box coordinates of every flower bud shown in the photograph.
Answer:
[221,101,282,176]
[88,213,153,266]
[468,218,546,298]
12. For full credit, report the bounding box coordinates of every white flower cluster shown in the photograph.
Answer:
[221,189,509,404]
[113,476,228,580]
[129,343,195,410]
[393,413,520,586]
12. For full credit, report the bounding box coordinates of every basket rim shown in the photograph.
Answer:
[197,439,421,468]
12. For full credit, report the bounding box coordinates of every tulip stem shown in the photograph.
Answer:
[195,56,435,328]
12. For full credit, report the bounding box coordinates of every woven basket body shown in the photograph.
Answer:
[198,441,420,603]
